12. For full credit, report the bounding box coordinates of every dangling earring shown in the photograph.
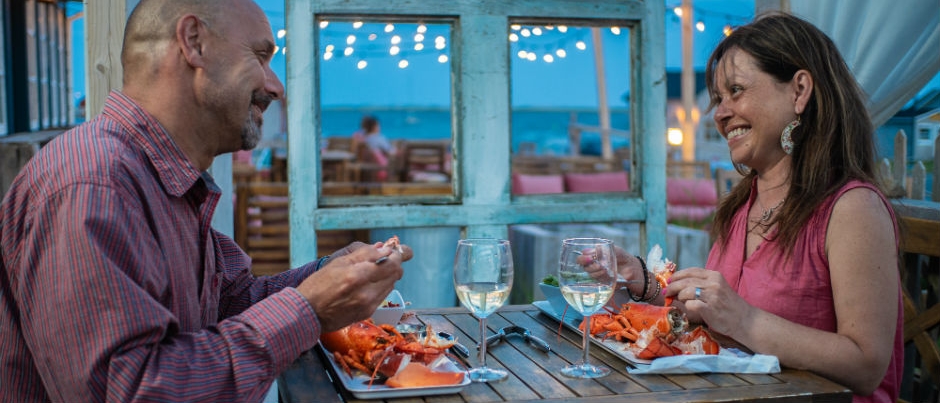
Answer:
[781,117,800,155]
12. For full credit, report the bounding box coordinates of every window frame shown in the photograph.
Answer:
[286,0,667,265]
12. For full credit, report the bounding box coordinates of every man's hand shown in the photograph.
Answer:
[295,240,413,332]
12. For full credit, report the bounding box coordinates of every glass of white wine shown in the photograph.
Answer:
[558,237,617,378]
[453,238,513,382]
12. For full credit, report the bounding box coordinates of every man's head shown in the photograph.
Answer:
[122,0,284,164]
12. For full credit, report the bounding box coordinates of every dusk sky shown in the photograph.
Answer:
[67,1,939,109]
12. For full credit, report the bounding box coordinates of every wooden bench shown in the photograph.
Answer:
[235,182,291,276]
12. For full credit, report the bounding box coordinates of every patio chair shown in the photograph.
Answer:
[898,215,940,403]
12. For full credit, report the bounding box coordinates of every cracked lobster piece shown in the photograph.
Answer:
[646,245,677,305]
[374,235,403,264]
[320,319,462,388]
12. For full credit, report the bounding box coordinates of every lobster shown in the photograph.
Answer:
[579,302,718,360]
[320,319,462,387]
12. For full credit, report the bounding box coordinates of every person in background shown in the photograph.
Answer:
[611,12,901,402]
[351,115,396,181]
[0,0,411,402]
[354,115,397,160]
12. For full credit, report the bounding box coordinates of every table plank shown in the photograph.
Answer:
[278,305,852,403]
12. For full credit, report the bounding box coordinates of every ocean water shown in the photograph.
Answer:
[321,108,631,156]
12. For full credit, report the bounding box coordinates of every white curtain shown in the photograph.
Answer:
[789,0,940,126]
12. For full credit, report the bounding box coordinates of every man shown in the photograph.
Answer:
[0,0,409,401]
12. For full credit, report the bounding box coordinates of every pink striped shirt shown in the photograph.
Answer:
[706,179,902,402]
[1,91,322,402]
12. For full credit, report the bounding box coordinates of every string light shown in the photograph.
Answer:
[352,21,363,29]
[398,60,409,69]
[610,26,621,35]
[385,24,394,33]
[277,29,286,39]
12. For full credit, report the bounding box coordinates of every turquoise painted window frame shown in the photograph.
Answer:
[286,0,667,265]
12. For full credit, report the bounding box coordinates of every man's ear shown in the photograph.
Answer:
[177,14,207,68]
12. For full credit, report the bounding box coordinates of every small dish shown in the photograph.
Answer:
[538,283,582,320]
[371,290,405,325]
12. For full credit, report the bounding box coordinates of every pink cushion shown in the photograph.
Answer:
[666,178,718,205]
[667,205,716,222]
[512,173,564,195]
[563,171,630,193]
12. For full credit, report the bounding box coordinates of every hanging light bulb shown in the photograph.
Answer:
[673,7,683,17]
[385,24,395,33]
[555,49,567,58]
[319,21,329,28]
[323,51,333,60]
[346,35,356,45]
[542,54,554,63]
[696,21,705,32]
[558,25,568,33]
[417,24,427,33]
[357,60,367,69]
[576,41,586,50]
[352,21,363,29]
[414,43,424,51]
[509,33,519,42]
[391,35,401,45]
[438,54,449,63]
[277,29,286,39]
[325,44,335,52]
[517,50,528,59]
[368,33,377,41]
[610,26,621,35]
[414,33,425,42]
[532,27,543,36]
[398,60,409,69]
[389,45,400,56]
[344,46,354,56]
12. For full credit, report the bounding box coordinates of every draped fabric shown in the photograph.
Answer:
[789,0,940,126]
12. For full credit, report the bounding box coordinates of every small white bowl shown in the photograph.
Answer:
[371,289,405,326]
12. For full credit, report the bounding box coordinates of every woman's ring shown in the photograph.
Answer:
[694,287,702,300]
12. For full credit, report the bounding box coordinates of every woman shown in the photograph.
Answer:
[615,12,901,402]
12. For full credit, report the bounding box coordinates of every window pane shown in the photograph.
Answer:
[318,18,454,200]
[510,22,632,196]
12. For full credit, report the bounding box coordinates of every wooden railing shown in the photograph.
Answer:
[880,130,940,201]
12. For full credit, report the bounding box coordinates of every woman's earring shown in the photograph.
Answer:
[781,118,800,155]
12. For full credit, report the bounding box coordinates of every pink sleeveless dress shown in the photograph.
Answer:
[705,180,902,402]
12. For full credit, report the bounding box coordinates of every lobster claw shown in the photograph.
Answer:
[636,336,681,360]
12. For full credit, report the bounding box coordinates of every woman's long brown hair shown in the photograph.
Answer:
[705,12,883,254]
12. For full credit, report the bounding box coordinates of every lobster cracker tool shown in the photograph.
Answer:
[481,326,552,353]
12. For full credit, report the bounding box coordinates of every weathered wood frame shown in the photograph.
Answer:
[286,0,667,265]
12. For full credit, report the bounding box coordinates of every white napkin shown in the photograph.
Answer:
[626,348,780,374]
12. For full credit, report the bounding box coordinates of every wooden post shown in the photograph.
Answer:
[934,135,940,202]
[680,0,695,162]
[893,130,908,196]
[590,27,613,161]
[84,0,129,117]
[911,161,926,201]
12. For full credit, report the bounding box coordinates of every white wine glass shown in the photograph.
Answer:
[558,237,617,378]
[453,238,513,382]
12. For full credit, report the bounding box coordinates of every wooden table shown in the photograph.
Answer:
[278,305,851,402]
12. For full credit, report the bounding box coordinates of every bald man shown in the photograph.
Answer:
[0,1,409,401]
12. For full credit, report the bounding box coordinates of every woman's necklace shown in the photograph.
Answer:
[757,198,785,223]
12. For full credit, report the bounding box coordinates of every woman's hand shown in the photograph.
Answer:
[665,267,752,334]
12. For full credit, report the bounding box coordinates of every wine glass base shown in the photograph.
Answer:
[468,367,508,382]
[560,363,610,379]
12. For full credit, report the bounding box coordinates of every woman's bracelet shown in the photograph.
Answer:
[629,255,649,302]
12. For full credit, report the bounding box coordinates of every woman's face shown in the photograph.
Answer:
[711,48,798,173]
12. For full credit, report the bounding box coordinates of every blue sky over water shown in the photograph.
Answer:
[67,1,939,109]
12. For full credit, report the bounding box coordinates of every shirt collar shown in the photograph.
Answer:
[100,90,204,198]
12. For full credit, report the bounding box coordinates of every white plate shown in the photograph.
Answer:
[320,346,471,399]
[533,300,652,366]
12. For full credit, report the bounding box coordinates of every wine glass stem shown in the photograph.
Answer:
[478,316,488,368]
[581,314,591,365]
